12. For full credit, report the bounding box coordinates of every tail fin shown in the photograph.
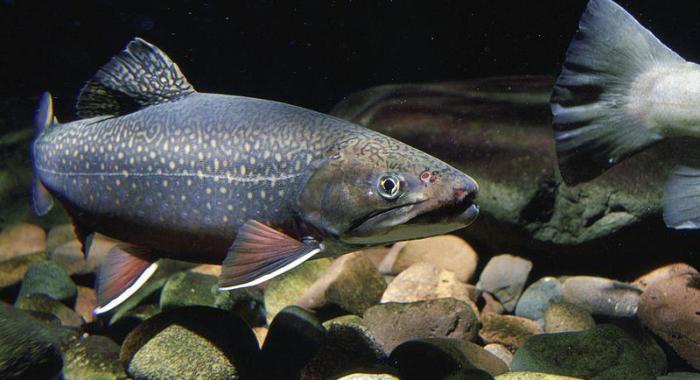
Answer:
[663,166,700,229]
[550,0,683,184]
[32,92,55,216]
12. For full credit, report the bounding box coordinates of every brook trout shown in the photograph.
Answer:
[32,38,479,314]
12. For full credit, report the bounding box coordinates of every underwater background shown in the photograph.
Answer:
[2,0,700,379]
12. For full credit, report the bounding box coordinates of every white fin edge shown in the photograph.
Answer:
[94,262,159,315]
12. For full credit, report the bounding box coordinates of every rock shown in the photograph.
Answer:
[0,251,47,289]
[298,252,386,315]
[560,276,641,317]
[515,277,562,321]
[123,306,259,379]
[17,260,77,306]
[302,314,388,379]
[480,291,506,318]
[633,263,698,291]
[0,223,46,261]
[15,294,83,327]
[0,302,63,380]
[477,254,532,312]
[390,338,508,379]
[378,235,478,283]
[364,298,479,353]
[62,335,126,380]
[638,272,700,370]
[106,305,161,345]
[264,258,333,323]
[215,287,266,327]
[611,319,667,377]
[360,244,394,270]
[484,343,514,368]
[261,306,326,379]
[510,324,655,379]
[381,262,479,306]
[496,374,583,380]
[658,373,700,380]
[49,233,116,276]
[75,285,97,323]
[543,302,595,333]
[329,76,692,255]
[479,313,543,351]
[190,263,221,276]
[443,369,495,380]
[336,374,399,380]
[46,224,76,254]
[159,271,217,310]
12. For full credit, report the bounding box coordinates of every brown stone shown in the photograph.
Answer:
[75,286,97,323]
[0,223,46,261]
[633,263,698,291]
[381,262,479,306]
[479,313,543,351]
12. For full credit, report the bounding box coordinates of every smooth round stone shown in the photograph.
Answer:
[364,298,479,353]
[298,251,386,315]
[159,271,217,310]
[511,324,655,380]
[484,343,514,367]
[381,262,479,306]
[0,223,46,261]
[633,263,698,291]
[658,373,700,380]
[337,374,399,380]
[0,302,63,380]
[0,251,48,289]
[62,335,126,380]
[264,258,333,324]
[46,224,76,254]
[390,338,508,379]
[638,272,700,370]
[515,277,562,321]
[75,285,97,323]
[261,305,326,379]
[106,305,161,345]
[49,233,116,276]
[543,302,595,333]
[121,306,259,377]
[560,276,641,317]
[612,320,667,377]
[381,235,478,283]
[479,313,543,351]
[15,294,83,328]
[477,254,532,312]
[17,260,77,306]
[496,373,583,379]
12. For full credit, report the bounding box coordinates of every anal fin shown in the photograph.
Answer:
[219,220,323,290]
[94,244,158,315]
[31,176,54,216]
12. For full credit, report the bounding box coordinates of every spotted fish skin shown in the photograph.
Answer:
[32,38,480,311]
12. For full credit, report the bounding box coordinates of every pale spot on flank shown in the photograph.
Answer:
[206,188,212,194]
[260,190,266,199]
[247,192,253,200]
[169,161,176,170]
[227,204,234,211]
[240,165,247,175]
[149,151,156,159]
[220,187,227,194]
[163,180,169,187]
[223,215,228,222]
[244,142,251,152]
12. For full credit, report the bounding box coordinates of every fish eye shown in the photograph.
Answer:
[378,175,401,200]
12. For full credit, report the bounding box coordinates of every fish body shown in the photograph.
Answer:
[550,0,700,229]
[32,39,479,313]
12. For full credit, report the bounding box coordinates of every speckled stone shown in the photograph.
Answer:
[543,302,595,333]
[15,294,83,328]
[17,260,77,306]
[479,313,543,351]
[159,271,217,310]
[0,251,48,289]
[62,335,126,380]
[477,254,532,312]
[633,263,698,291]
[515,277,562,321]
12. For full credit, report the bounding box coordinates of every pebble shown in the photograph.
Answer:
[261,305,325,379]
[0,251,47,289]
[510,324,655,379]
[159,271,217,310]
[0,223,46,261]
[298,252,386,315]
[379,235,478,283]
[479,313,543,351]
[560,276,641,317]
[74,285,97,323]
[264,258,333,324]
[477,254,532,312]
[381,262,480,306]
[15,293,83,327]
[49,233,116,275]
[62,335,126,380]
[638,272,700,370]
[364,298,479,353]
[390,338,508,379]
[612,319,667,376]
[337,374,399,380]
[515,277,562,321]
[658,373,700,380]
[496,373,583,380]
[17,260,77,306]
[484,343,514,367]
[543,302,595,333]
[633,263,698,291]
[480,291,506,319]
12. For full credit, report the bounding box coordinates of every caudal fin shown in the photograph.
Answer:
[31,92,55,216]
[663,166,700,229]
[550,0,683,184]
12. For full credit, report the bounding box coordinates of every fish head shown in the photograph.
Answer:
[297,135,479,246]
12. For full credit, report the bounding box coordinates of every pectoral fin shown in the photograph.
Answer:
[219,220,322,290]
[94,244,158,315]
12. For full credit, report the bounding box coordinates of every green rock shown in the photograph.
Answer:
[159,271,217,309]
[543,302,595,333]
[0,302,63,380]
[0,250,47,289]
[611,320,667,376]
[62,335,127,380]
[106,305,161,345]
[15,293,83,327]
[264,258,332,323]
[122,306,259,379]
[389,338,508,380]
[17,260,77,306]
[510,324,655,380]
[496,373,583,380]
[658,373,700,380]
[214,286,265,327]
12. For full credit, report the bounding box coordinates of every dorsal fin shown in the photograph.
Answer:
[76,37,195,118]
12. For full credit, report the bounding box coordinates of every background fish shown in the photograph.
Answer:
[550,0,700,229]
[32,38,479,314]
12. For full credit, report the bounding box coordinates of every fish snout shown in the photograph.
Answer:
[452,175,479,204]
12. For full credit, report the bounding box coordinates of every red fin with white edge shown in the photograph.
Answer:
[94,244,158,315]
[219,220,322,290]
